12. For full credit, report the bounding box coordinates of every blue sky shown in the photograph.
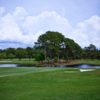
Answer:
[0,0,100,49]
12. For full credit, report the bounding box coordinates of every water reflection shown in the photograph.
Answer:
[0,64,17,67]
[66,64,100,68]
[0,64,100,68]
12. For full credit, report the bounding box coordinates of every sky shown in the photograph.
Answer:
[0,0,100,49]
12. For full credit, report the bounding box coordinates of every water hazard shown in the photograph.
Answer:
[0,63,100,68]
[65,64,100,68]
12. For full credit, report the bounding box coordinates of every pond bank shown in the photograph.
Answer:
[0,59,100,67]
[38,59,100,67]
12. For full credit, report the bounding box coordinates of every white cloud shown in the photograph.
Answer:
[0,6,100,49]
[72,15,100,48]
[22,11,72,41]
[0,13,31,44]
[13,7,28,21]
[0,7,72,48]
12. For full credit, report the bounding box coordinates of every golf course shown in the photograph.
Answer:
[0,60,100,100]
[0,0,100,99]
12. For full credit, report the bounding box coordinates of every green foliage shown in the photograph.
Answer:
[35,31,100,60]
[35,31,83,60]
[83,44,100,59]
[7,53,16,59]
[54,57,58,62]
[26,47,34,58]
[84,44,96,51]
[0,52,7,59]
[0,47,35,60]
[64,38,82,59]
[15,48,27,60]
[6,48,16,55]
[37,31,65,59]
[38,31,64,46]
[35,53,45,61]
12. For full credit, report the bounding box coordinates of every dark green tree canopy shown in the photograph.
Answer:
[36,31,65,59]
[15,48,27,60]
[38,31,65,48]
[84,44,96,51]
[35,31,82,60]
[64,38,82,59]
[83,44,99,59]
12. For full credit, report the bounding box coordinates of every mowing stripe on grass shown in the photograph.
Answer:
[64,71,78,73]
[0,68,60,78]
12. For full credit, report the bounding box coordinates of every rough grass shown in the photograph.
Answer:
[0,67,100,100]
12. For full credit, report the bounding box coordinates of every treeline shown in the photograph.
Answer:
[0,31,100,60]
[34,31,100,61]
[82,44,100,59]
[0,47,34,60]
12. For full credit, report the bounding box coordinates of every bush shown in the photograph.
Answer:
[35,53,45,61]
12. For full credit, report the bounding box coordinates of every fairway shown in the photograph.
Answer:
[0,67,100,100]
[0,67,59,77]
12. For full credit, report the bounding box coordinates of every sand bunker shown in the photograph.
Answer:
[79,69,95,72]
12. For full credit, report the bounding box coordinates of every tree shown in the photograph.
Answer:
[0,52,7,59]
[83,44,98,59]
[64,38,82,59]
[84,44,96,51]
[26,47,34,59]
[36,31,65,60]
[34,53,45,61]
[5,48,16,59]
[15,48,27,60]
[7,53,16,59]
[35,31,83,61]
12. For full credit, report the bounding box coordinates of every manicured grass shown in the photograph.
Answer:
[0,59,37,65]
[0,67,59,77]
[0,67,100,100]
[79,59,100,65]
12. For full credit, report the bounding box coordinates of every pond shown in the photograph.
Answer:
[0,63,100,68]
[0,64,17,67]
[50,64,100,68]
[65,64,100,68]
[0,64,32,67]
